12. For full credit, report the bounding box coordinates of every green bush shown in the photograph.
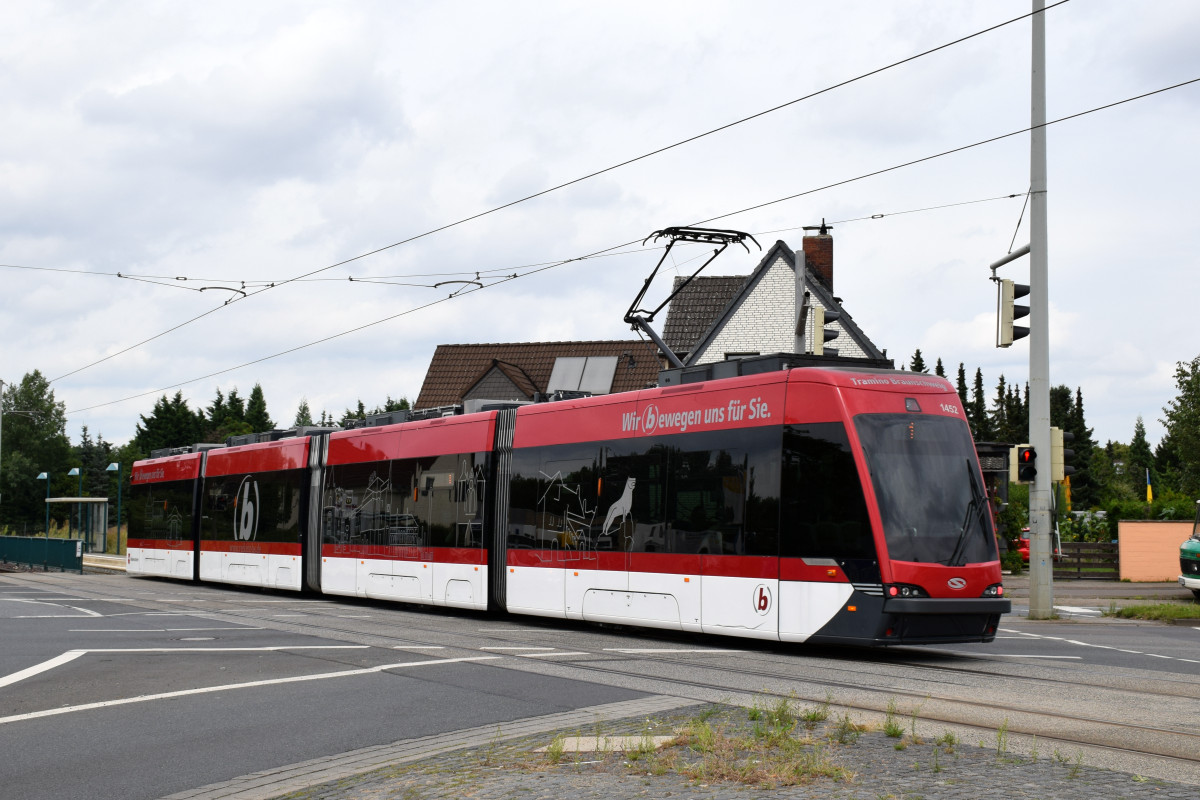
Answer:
[1101,492,1196,540]
[1000,551,1024,574]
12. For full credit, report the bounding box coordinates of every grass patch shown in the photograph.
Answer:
[1103,602,1200,620]
[670,706,851,787]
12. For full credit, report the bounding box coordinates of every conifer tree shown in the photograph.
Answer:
[956,363,969,412]
[970,368,993,440]
[245,384,273,432]
[909,349,928,374]
[294,398,314,427]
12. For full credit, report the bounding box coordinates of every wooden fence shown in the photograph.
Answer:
[1053,541,1119,580]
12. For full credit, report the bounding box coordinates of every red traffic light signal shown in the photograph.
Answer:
[1017,445,1037,482]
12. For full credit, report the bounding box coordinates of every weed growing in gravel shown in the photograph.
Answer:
[883,698,904,738]
[908,698,927,745]
[481,726,504,765]
[994,718,1010,759]
[934,730,958,754]
[799,692,833,730]
[544,734,565,765]
[749,695,798,744]
[830,712,865,745]
[1068,751,1084,779]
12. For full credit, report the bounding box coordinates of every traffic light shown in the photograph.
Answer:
[812,305,840,356]
[1010,444,1037,483]
[1051,427,1076,482]
[996,278,1030,348]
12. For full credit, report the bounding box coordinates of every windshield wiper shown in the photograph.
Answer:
[947,459,987,567]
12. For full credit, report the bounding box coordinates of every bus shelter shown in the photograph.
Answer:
[47,497,110,553]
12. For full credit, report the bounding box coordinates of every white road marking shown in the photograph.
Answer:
[602,648,742,654]
[68,627,264,632]
[997,630,1189,663]
[985,655,1081,659]
[0,656,500,726]
[519,651,590,658]
[480,646,555,651]
[1054,605,1103,616]
[74,646,370,653]
[391,645,444,650]
[0,645,372,689]
[0,652,86,690]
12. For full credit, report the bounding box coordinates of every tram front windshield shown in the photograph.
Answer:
[855,414,995,565]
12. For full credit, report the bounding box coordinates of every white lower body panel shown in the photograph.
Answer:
[127,546,193,580]
[508,566,854,643]
[778,581,855,643]
[199,550,302,591]
[320,555,487,611]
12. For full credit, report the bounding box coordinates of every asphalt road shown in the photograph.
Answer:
[2,570,1198,799]
[0,578,643,800]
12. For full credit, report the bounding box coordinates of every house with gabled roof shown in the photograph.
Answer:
[662,227,886,366]
[413,340,662,410]
[413,228,887,410]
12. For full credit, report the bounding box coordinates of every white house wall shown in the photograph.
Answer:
[690,254,869,364]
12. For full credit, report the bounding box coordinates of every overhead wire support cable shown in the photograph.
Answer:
[691,77,1200,228]
[67,74,1200,416]
[47,2,1070,386]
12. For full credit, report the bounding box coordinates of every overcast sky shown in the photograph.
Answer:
[2,0,1197,452]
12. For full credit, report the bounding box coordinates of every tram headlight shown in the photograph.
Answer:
[981,584,1004,597]
[885,583,926,598]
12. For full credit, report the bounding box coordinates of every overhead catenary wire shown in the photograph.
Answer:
[7,196,1019,289]
[689,77,1200,229]
[754,193,1026,237]
[66,75,1200,416]
[45,2,1070,386]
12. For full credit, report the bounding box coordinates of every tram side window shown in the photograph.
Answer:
[781,424,874,560]
[410,452,487,549]
[202,469,303,543]
[508,444,602,552]
[128,479,195,541]
[323,453,486,549]
[607,429,779,557]
[602,445,666,552]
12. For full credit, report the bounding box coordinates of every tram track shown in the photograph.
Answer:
[14,573,1200,775]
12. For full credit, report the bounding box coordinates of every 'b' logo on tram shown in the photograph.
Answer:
[752,584,772,616]
[235,477,260,541]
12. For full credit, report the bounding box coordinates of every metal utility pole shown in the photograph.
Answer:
[1027,0,1055,619]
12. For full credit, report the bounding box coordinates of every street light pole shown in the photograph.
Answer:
[37,472,49,538]
[106,462,122,555]
[68,467,81,540]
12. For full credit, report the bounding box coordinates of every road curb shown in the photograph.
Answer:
[158,694,699,800]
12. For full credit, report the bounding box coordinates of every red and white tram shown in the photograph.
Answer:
[127,363,1010,646]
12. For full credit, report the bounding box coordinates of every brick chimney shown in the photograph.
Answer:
[802,220,833,292]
